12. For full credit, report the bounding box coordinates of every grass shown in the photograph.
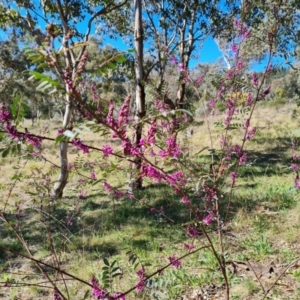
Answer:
[1,104,300,299]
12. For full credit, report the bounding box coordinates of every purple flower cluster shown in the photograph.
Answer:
[230,172,238,187]
[187,225,198,238]
[159,135,181,158]
[0,104,11,123]
[53,288,62,300]
[101,144,113,157]
[90,170,96,180]
[168,256,181,268]
[166,171,187,188]
[111,292,125,300]
[103,181,113,192]
[91,275,107,299]
[145,119,157,146]
[71,138,89,154]
[136,268,146,293]
[106,99,118,129]
[0,103,42,147]
[141,164,163,183]
[63,69,78,95]
[118,95,131,127]
[183,243,195,251]
[180,196,190,205]
[224,99,236,127]
[233,19,251,40]
[246,127,257,140]
[203,211,215,225]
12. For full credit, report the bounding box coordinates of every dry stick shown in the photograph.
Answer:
[0,215,67,300]
[0,244,92,288]
[200,223,229,300]
[0,278,75,289]
[262,257,300,300]
[247,261,266,293]
[46,226,70,299]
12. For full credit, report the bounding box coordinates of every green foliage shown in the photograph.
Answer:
[28,71,62,95]
[100,258,122,291]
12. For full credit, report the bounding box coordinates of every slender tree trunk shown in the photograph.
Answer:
[51,93,73,199]
[176,81,186,109]
[176,5,195,109]
[131,0,145,189]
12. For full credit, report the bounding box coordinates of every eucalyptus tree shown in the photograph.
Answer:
[131,0,146,189]
[0,0,130,199]
[143,0,239,108]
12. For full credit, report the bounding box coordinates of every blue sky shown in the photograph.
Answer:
[0,3,290,72]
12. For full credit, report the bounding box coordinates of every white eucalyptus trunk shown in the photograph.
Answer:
[51,92,74,199]
[132,0,145,189]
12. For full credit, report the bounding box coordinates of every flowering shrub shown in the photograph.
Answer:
[0,17,294,300]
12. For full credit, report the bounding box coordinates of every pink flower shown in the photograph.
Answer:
[252,73,259,86]
[239,153,247,165]
[136,268,146,293]
[169,256,181,268]
[203,212,215,225]
[78,190,87,200]
[103,181,113,192]
[111,292,125,300]
[183,243,195,251]
[243,119,250,129]
[178,63,185,71]
[226,69,235,79]
[102,144,113,157]
[114,189,123,198]
[230,172,238,187]
[57,128,64,135]
[53,288,63,300]
[118,94,131,127]
[170,56,178,65]
[180,196,190,204]
[136,280,145,293]
[292,164,298,172]
[91,170,96,180]
[231,43,238,53]
[166,171,186,187]
[246,127,256,140]
[145,119,157,145]
[261,86,271,98]
[246,93,253,106]
[141,165,163,182]
[233,144,242,157]
[195,76,203,87]
[209,100,215,109]
[0,104,11,123]
[187,225,198,237]
[106,99,117,129]
[136,268,146,279]
[233,19,241,28]
[91,275,106,299]
[71,138,89,154]
[266,64,273,73]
